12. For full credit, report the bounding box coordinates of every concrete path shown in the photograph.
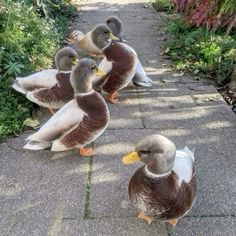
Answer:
[1,0,235,235]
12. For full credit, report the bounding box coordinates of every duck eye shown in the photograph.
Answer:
[104,30,109,34]
[139,150,151,154]
[91,65,96,70]
[107,20,110,24]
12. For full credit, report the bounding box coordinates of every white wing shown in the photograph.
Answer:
[15,69,59,91]
[132,58,153,87]
[173,147,195,186]
[26,100,84,143]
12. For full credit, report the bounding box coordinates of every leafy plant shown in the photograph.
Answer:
[171,0,236,33]
[164,16,236,84]
[153,0,173,12]
[0,0,76,139]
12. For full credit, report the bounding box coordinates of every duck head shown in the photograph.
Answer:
[91,23,118,50]
[106,15,123,40]
[55,47,79,71]
[70,58,106,94]
[122,135,176,175]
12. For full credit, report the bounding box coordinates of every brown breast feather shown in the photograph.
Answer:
[129,166,196,220]
[60,91,109,148]
[102,43,136,94]
[34,72,74,104]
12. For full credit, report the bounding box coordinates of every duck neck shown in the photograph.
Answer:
[74,81,93,94]
[144,165,172,178]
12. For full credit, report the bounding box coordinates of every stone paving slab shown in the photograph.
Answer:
[90,128,236,219]
[104,88,144,130]
[169,217,236,236]
[57,218,167,236]
[1,0,236,235]
[0,135,89,235]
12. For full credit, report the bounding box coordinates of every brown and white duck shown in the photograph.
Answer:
[97,41,138,103]
[24,52,105,114]
[24,58,110,157]
[106,15,153,87]
[12,47,79,95]
[122,134,196,226]
[68,24,118,58]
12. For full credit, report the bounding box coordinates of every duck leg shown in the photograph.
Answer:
[78,147,95,157]
[137,211,154,225]
[108,92,119,104]
[47,107,55,114]
[168,219,178,227]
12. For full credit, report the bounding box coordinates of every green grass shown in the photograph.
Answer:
[163,16,236,84]
[0,0,76,139]
[152,0,173,12]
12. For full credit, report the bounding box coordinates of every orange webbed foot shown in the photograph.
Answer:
[168,219,178,227]
[78,147,95,157]
[108,92,119,104]
[137,212,154,225]
[47,107,55,115]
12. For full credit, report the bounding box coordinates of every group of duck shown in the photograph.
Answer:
[12,16,196,227]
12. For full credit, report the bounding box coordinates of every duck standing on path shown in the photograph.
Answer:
[24,59,110,157]
[12,47,79,94]
[105,15,153,88]
[100,41,138,104]
[68,24,118,58]
[122,134,196,226]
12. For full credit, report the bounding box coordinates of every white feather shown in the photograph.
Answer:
[26,100,84,143]
[132,58,153,87]
[23,141,51,150]
[173,147,195,186]
[12,82,27,94]
[14,69,60,92]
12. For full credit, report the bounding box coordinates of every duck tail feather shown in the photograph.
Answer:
[12,80,27,94]
[23,141,51,150]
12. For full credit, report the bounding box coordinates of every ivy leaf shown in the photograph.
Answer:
[23,118,40,129]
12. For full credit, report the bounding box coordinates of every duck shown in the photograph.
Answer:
[12,47,79,95]
[99,41,138,104]
[105,15,153,88]
[122,134,196,226]
[68,24,118,58]
[106,15,125,42]
[23,58,110,157]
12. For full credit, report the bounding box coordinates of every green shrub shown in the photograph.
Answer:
[153,0,173,12]
[164,17,236,84]
[0,0,76,139]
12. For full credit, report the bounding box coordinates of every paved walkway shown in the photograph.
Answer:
[1,1,235,235]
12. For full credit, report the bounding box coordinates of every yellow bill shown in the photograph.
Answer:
[122,151,140,164]
[109,32,119,40]
[95,68,106,76]
[72,58,79,65]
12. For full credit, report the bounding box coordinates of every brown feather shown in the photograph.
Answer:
[33,72,73,105]
[129,166,196,221]
[102,42,136,94]
[60,91,109,148]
